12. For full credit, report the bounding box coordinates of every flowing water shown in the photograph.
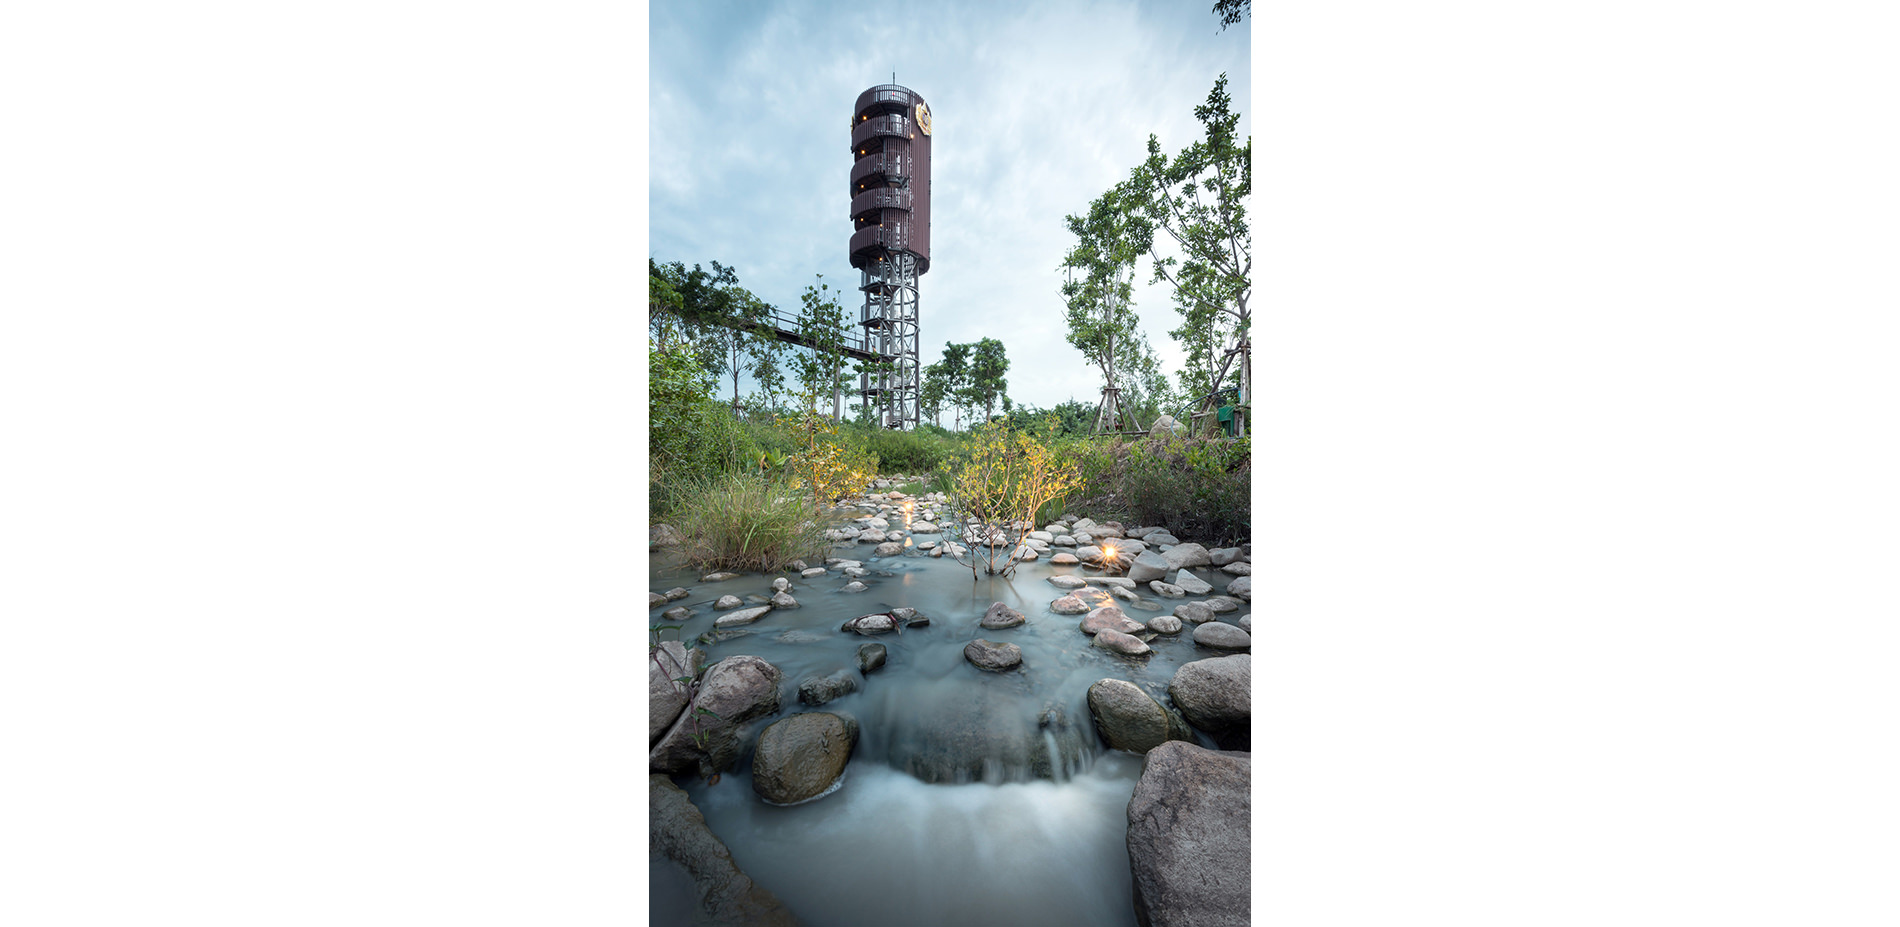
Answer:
[649,534,1248,927]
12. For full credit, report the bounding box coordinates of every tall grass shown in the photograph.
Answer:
[668,471,832,573]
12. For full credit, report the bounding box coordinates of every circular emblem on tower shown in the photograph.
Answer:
[915,101,931,136]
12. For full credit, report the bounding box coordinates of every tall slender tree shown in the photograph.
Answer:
[792,275,852,419]
[963,338,1010,424]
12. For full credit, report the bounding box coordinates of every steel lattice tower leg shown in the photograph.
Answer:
[859,251,920,429]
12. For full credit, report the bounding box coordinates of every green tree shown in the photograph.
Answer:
[925,341,972,431]
[1061,180,1151,432]
[963,338,1010,424]
[792,275,852,420]
[1212,0,1249,30]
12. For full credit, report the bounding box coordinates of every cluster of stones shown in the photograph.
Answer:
[815,479,973,560]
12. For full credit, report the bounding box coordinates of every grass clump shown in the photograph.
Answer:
[669,471,831,573]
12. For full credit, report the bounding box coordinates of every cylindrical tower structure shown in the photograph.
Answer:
[849,83,931,430]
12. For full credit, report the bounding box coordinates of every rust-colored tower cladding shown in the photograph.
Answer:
[849,84,930,429]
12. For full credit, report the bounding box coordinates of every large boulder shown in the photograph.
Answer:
[750,712,860,806]
[1147,615,1183,634]
[1168,654,1251,750]
[650,655,784,777]
[1049,594,1090,615]
[1192,621,1252,652]
[1173,569,1214,595]
[1226,575,1252,600]
[1221,561,1252,576]
[1125,742,1252,927]
[1149,581,1186,599]
[1079,605,1147,636]
[1162,543,1213,570]
[1091,628,1153,656]
[979,602,1026,630]
[648,641,705,746]
[1126,550,1172,583]
[1087,679,1193,754]
[1208,547,1244,566]
[1173,601,1215,624]
[650,775,799,927]
[963,638,1023,672]
[872,541,903,558]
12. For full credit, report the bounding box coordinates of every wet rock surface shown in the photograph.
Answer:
[1087,678,1192,754]
[650,775,799,927]
[751,712,859,806]
[963,638,1024,671]
[1168,654,1251,751]
[1126,742,1252,927]
[979,602,1026,629]
[650,654,783,777]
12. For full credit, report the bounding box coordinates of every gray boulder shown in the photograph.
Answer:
[1149,581,1186,599]
[1149,413,1185,434]
[1173,601,1215,624]
[1047,575,1088,590]
[1202,596,1242,614]
[841,581,868,593]
[1147,615,1183,634]
[979,602,1026,629]
[1079,605,1146,636]
[1221,561,1252,576]
[701,572,739,583]
[857,528,886,543]
[857,643,887,674]
[839,613,896,635]
[648,641,705,745]
[963,639,1023,672]
[770,577,791,593]
[663,587,690,601]
[650,775,798,927]
[1049,552,1081,565]
[751,713,860,806]
[1161,543,1212,570]
[873,541,903,558]
[649,523,683,549]
[1226,575,1252,601]
[797,670,859,706]
[800,567,827,579]
[713,605,771,629]
[650,655,783,777]
[1208,547,1243,566]
[1049,595,1090,615]
[1168,654,1251,750]
[1089,577,1137,589]
[1126,742,1252,927]
[662,605,692,622]
[649,592,667,609]
[713,595,743,610]
[768,592,798,609]
[1074,545,1105,564]
[1173,569,1214,595]
[1087,679,1192,754]
[1092,628,1153,656]
[1052,534,1078,547]
[1192,621,1252,652]
[1127,550,1171,583]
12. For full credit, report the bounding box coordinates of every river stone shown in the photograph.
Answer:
[1147,615,1183,634]
[1238,614,1251,633]
[1087,679,1192,754]
[910,520,938,533]
[650,654,783,777]
[1125,595,1166,612]
[1168,654,1251,750]
[713,605,771,629]
[1052,534,1077,547]
[1073,532,1094,547]
[1226,575,1252,601]
[1173,569,1214,595]
[701,571,739,583]
[916,540,936,551]
[1193,621,1251,652]
[1072,517,1099,532]
[1111,585,1141,602]
[1048,575,1088,590]
[873,541,903,558]
[768,592,798,609]
[887,607,917,622]
[1125,550,1171,583]
[649,523,684,549]
[1126,742,1252,927]
[1160,543,1212,570]
[1092,628,1152,656]
[1208,547,1243,566]
[841,581,867,593]
[752,712,859,806]
[650,775,799,927]
[768,577,789,593]
[1174,601,1216,624]
[647,641,705,745]
[1149,581,1186,599]
[842,566,869,578]
[661,605,692,622]
[1202,596,1242,614]
[840,613,896,635]
[853,528,883,544]
[864,516,890,529]
[1220,561,1252,576]
[963,639,1023,671]
[1047,552,1080,566]
[663,587,689,601]
[1079,605,1146,636]
[648,592,667,609]
[1010,545,1039,561]
[712,595,742,610]
[978,602,1027,630]
[1090,577,1137,589]
[857,643,887,674]
[1049,595,1090,615]
[797,670,859,706]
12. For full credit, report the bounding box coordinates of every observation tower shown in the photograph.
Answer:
[849,83,931,430]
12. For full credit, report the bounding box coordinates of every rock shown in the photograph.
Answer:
[1168,654,1251,750]
[650,655,783,776]
[1202,595,1242,614]
[841,581,867,593]
[1049,595,1090,615]
[649,592,667,609]
[916,540,937,550]
[1238,614,1251,633]
[1049,552,1080,566]
[1148,615,1183,634]
[1173,601,1216,624]
[1045,523,1070,534]
[857,528,886,543]
[773,630,825,644]
[1174,569,1214,595]
[1125,742,1252,927]
[1026,530,1053,542]
[701,571,739,583]
[1087,679,1192,754]
[1208,547,1243,566]
[979,602,1026,629]
[1221,561,1252,575]
[1011,545,1040,561]
[797,670,859,706]
[842,566,869,578]
[1079,605,1147,636]
[1150,413,1186,434]
[1072,517,1098,532]
[963,638,1023,672]
[1146,532,1181,547]
[751,713,859,806]
[1092,628,1152,655]
[890,607,919,622]
[840,613,896,635]
[1161,543,1212,570]
[663,587,689,601]
[647,641,705,745]
[1193,621,1251,652]
[1048,575,1088,590]
[713,605,771,629]
[1126,550,1172,583]
[864,516,890,529]
[1111,585,1141,602]
[662,605,692,622]
[857,643,887,674]
[873,541,903,558]
[769,592,798,609]
[1108,537,1146,557]
[1149,581,1185,598]
[909,520,939,533]
[770,577,791,593]
[1052,534,1078,547]
[1089,577,1137,588]
[798,570,824,582]
[1075,545,1105,564]
[650,775,799,927]
[711,594,741,610]
[1226,575,1252,601]
[649,523,684,549]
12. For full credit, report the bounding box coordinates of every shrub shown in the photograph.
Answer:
[650,334,759,514]
[668,471,831,573]
[839,421,959,475]
[1108,434,1251,546]
[778,407,878,506]
[938,421,1081,577]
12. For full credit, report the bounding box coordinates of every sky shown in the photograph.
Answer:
[649,0,1250,414]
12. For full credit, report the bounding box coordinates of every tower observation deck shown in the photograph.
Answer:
[849,83,931,430]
